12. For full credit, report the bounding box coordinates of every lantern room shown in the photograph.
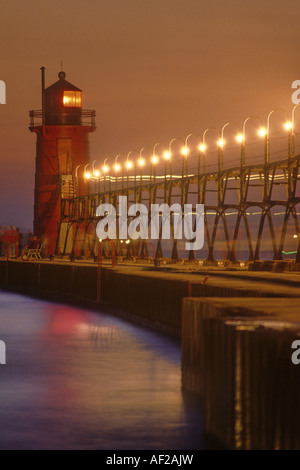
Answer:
[45,71,82,125]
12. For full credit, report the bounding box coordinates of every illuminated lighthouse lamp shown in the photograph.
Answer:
[63,90,82,107]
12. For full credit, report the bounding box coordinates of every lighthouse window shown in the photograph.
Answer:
[63,91,82,107]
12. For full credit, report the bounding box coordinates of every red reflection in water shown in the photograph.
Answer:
[44,305,89,335]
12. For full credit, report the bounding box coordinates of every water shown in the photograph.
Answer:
[0,290,207,450]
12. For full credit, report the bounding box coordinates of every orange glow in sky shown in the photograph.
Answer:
[0,0,299,229]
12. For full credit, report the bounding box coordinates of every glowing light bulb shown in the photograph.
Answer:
[258,127,267,137]
[217,138,225,148]
[284,121,292,131]
[236,133,244,143]
[151,155,158,164]
[163,151,171,160]
[181,146,189,156]
[199,144,206,152]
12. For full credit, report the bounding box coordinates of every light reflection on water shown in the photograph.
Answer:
[0,290,205,450]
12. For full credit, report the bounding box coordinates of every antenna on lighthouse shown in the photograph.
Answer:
[40,66,45,125]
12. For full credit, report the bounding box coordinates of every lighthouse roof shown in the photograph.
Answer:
[45,71,82,93]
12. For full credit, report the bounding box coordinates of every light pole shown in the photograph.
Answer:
[75,164,85,196]
[90,160,99,193]
[114,154,122,191]
[284,121,292,161]
[167,137,184,181]
[84,163,92,195]
[239,116,263,167]
[291,104,300,158]
[163,150,171,187]
[184,133,202,177]
[114,154,124,192]
[266,108,289,164]
[125,151,136,194]
[219,122,241,171]
[92,166,101,196]
[102,158,109,194]
[181,145,188,178]
[198,143,206,173]
[151,142,165,186]
[200,128,221,172]
[84,163,91,175]
[89,159,102,194]
[139,147,151,183]
[150,142,166,181]
[138,147,150,198]
[151,154,159,184]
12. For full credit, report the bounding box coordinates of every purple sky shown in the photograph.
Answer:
[0,0,300,231]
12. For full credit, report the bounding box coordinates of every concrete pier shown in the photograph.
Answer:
[181,297,300,449]
[1,260,300,337]
[1,259,300,449]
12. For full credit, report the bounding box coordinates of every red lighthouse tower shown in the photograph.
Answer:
[29,67,96,256]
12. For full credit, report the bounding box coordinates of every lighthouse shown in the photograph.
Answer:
[29,67,96,256]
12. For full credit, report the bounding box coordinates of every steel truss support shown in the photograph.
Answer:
[57,155,300,263]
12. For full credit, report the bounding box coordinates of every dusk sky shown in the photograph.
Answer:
[1,0,300,230]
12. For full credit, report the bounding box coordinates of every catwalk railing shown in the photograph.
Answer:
[29,109,96,129]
